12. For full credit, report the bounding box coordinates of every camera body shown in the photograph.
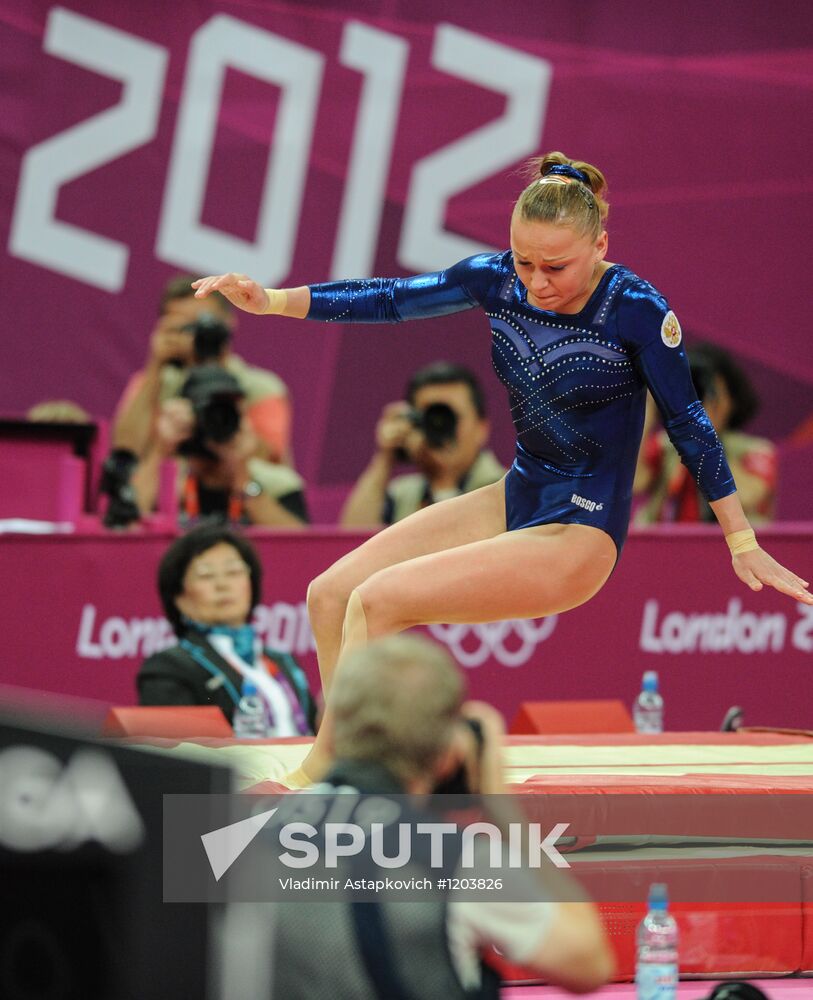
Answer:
[178,366,244,460]
[433,718,484,795]
[405,402,458,450]
[99,448,141,529]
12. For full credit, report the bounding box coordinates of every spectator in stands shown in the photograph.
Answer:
[340,362,505,527]
[138,524,316,734]
[273,634,614,998]
[635,343,776,524]
[112,274,293,465]
[129,366,308,527]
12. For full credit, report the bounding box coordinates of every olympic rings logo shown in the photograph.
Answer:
[427,617,558,668]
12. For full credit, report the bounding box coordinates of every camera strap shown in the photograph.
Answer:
[183,476,243,524]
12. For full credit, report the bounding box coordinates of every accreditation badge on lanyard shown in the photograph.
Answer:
[259,655,309,735]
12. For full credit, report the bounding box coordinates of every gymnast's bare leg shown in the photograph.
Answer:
[307,479,507,692]
[290,480,616,785]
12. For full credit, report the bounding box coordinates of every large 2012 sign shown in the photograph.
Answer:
[9,7,552,291]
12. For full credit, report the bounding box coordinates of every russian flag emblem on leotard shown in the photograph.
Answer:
[660,310,682,348]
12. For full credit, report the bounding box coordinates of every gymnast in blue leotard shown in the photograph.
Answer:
[305,250,732,555]
[194,151,812,785]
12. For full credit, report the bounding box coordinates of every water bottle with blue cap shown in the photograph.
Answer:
[633,670,664,734]
[232,679,269,738]
[635,882,678,999]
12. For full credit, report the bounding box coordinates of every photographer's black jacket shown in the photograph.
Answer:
[271,759,501,1000]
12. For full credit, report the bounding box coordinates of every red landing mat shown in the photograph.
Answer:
[502,981,812,998]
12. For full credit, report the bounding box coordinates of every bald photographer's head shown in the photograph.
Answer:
[324,635,502,796]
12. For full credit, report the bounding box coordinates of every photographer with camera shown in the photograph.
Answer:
[273,633,614,998]
[128,364,307,527]
[340,362,505,528]
[103,278,305,528]
[635,343,777,525]
[111,274,292,464]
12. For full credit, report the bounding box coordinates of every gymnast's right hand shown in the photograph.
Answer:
[191,273,270,315]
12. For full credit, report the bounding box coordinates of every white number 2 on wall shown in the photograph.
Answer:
[8,7,168,292]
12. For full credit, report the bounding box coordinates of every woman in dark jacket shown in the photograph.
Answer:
[138,524,316,734]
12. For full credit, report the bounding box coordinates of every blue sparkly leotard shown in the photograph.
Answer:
[307,251,736,553]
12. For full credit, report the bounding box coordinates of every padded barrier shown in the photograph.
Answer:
[510,699,634,735]
[101,705,233,738]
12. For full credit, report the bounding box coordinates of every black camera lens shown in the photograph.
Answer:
[179,366,245,458]
[198,398,241,443]
[421,402,458,448]
[182,314,232,364]
[407,402,458,449]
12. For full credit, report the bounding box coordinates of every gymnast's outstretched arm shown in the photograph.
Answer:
[192,254,502,324]
[614,287,812,606]
[192,273,312,318]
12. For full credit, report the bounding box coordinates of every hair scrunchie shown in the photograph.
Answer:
[544,163,589,185]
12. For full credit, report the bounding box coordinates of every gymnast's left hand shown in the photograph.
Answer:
[191,273,268,315]
[732,548,813,604]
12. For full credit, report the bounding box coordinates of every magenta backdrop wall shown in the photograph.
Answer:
[1,2,812,518]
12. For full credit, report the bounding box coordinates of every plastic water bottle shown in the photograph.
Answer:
[633,670,664,734]
[636,883,678,999]
[232,681,268,738]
